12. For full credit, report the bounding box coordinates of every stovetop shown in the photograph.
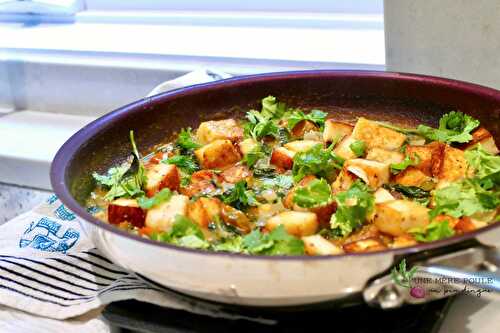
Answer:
[103,297,454,333]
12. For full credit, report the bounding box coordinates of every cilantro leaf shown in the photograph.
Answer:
[163,154,199,174]
[464,144,500,185]
[242,145,266,168]
[416,111,480,143]
[242,225,305,255]
[244,96,288,140]
[261,95,287,119]
[137,188,173,209]
[409,220,455,242]
[293,178,333,208]
[390,154,420,174]
[349,140,367,157]
[330,180,374,238]
[292,144,344,182]
[286,109,327,130]
[220,181,259,210]
[211,236,244,252]
[176,128,201,150]
[93,131,146,201]
[151,215,209,249]
[429,178,500,219]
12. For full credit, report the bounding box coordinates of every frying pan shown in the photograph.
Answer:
[51,70,500,309]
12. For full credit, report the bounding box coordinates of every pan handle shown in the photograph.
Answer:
[363,246,500,308]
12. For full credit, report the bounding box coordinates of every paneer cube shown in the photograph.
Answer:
[374,187,395,204]
[406,141,444,176]
[108,198,145,227]
[344,158,390,189]
[270,147,295,170]
[194,139,241,169]
[266,211,319,237]
[351,117,407,151]
[145,164,180,197]
[302,235,344,255]
[343,237,387,253]
[221,165,251,184]
[331,169,358,194]
[464,127,499,155]
[145,195,189,231]
[366,148,404,165]
[437,145,468,182]
[323,120,354,145]
[291,120,319,138]
[187,197,222,228]
[372,200,430,237]
[394,167,433,188]
[238,138,259,156]
[333,135,357,160]
[196,119,243,144]
[284,140,321,153]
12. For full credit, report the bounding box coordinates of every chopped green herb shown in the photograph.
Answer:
[163,155,199,174]
[220,181,259,210]
[176,128,201,150]
[242,145,266,168]
[349,140,367,157]
[151,215,209,249]
[244,96,287,140]
[330,181,374,238]
[292,144,344,182]
[293,178,333,208]
[409,220,455,242]
[417,111,480,143]
[286,109,327,131]
[242,225,305,255]
[383,184,430,205]
[390,154,420,174]
[429,178,500,219]
[137,188,173,209]
[465,144,500,185]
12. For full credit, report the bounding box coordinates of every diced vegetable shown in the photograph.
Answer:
[194,139,241,169]
[266,211,319,237]
[108,198,145,227]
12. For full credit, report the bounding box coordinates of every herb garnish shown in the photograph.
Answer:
[293,178,333,208]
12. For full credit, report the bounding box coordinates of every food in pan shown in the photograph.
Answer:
[87,96,500,256]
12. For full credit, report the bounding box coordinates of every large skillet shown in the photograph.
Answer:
[51,71,500,309]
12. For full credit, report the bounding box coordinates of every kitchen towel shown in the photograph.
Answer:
[0,69,275,330]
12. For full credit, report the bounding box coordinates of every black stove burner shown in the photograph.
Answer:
[103,296,454,333]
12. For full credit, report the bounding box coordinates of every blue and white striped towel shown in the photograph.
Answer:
[0,195,237,321]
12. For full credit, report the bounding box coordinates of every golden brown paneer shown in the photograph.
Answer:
[333,135,357,160]
[187,197,222,228]
[406,141,445,176]
[195,139,241,169]
[391,235,417,248]
[221,164,251,184]
[393,167,433,188]
[374,187,396,204]
[322,120,353,145]
[108,198,145,227]
[196,119,243,144]
[145,195,189,231]
[145,163,180,197]
[331,169,358,194]
[366,148,404,165]
[343,237,387,253]
[372,200,430,237]
[266,211,319,237]
[344,158,390,189]
[270,147,295,170]
[284,140,321,153]
[463,127,499,155]
[302,235,344,255]
[291,120,319,137]
[437,145,468,182]
[352,118,407,151]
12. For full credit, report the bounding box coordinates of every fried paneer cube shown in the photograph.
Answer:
[352,118,407,151]
[196,119,243,145]
[145,163,180,197]
[322,120,353,145]
[195,139,241,169]
[145,195,189,231]
[108,198,145,227]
